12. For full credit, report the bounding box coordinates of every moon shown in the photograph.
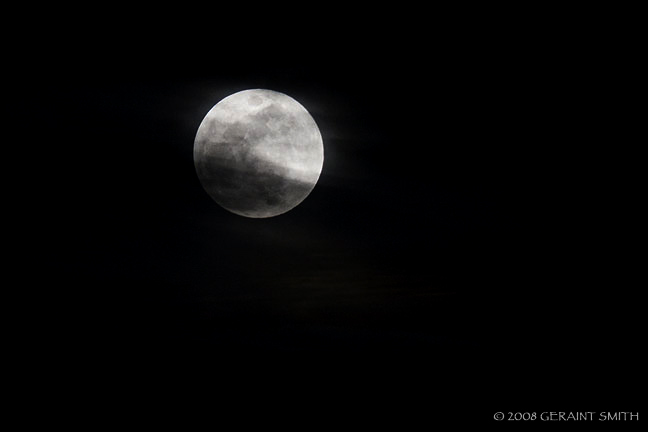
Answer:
[194,89,324,218]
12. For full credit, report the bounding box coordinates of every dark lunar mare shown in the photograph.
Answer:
[195,155,315,218]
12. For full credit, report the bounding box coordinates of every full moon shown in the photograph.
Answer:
[194,89,324,218]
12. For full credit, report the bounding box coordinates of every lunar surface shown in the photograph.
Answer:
[194,89,324,218]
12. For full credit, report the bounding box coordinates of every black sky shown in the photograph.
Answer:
[17,11,642,424]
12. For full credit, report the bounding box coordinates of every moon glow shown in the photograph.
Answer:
[194,89,324,218]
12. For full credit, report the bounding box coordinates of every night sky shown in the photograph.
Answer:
[20,12,641,424]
